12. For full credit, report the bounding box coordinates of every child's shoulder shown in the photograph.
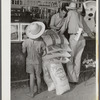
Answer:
[35,38,45,45]
[22,39,33,45]
[24,38,33,42]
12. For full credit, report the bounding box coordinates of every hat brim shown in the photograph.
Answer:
[66,6,77,9]
[26,21,45,39]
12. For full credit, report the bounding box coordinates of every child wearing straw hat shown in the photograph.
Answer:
[22,21,46,97]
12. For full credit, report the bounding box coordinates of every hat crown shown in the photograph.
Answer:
[29,23,41,35]
[26,21,45,39]
[69,2,76,8]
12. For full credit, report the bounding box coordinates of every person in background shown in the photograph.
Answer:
[50,6,68,33]
[59,2,95,83]
[22,22,46,97]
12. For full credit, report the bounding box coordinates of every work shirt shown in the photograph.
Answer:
[50,13,65,29]
[60,10,92,39]
[22,39,45,65]
[61,10,82,34]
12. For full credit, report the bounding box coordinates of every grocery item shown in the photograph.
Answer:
[43,60,70,95]
[43,61,55,91]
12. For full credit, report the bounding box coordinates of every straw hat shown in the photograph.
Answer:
[26,21,45,39]
[66,2,77,9]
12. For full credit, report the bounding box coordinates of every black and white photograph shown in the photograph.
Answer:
[2,0,98,100]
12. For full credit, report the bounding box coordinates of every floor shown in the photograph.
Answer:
[11,77,96,100]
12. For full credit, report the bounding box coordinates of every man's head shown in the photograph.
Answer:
[59,7,68,18]
[66,2,77,11]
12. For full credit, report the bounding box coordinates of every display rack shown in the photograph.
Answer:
[11,0,59,26]
[11,0,59,8]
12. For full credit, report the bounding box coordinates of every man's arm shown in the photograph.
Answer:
[41,41,46,56]
[59,16,69,34]
[50,15,60,30]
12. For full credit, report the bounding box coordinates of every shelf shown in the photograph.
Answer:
[32,18,49,21]
[11,0,59,8]
[11,4,59,9]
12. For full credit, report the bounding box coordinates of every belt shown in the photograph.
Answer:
[69,33,77,35]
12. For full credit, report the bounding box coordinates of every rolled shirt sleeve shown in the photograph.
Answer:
[50,14,56,27]
[60,13,70,34]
